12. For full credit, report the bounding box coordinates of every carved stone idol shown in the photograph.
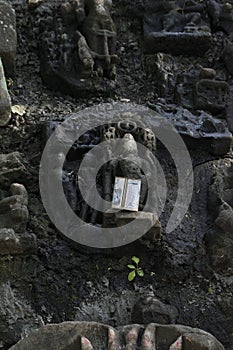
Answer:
[35,0,118,97]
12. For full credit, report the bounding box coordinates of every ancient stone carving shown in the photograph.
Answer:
[150,102,232,155]
[0,183,29,233]
[143,0,212,56]
[0,1,17,77]
[175,67,230,114]
[44,115,160,246]
[0,57,11,126]
[9,321,225,349]
[35,0,117,97]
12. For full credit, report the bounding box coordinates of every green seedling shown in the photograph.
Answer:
[127,256,144,282]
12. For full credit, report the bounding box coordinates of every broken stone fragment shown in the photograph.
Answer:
[0,57,11,126]
[0,152,31,186]
[0,183,29,233]
[132,296,178,325]
[0,1,17,77]
[0,228,37,255]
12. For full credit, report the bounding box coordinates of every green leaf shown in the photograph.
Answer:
[128,270,136,282]
[137,269,144,277]
[127,264,136,269]
[132,256,139,265]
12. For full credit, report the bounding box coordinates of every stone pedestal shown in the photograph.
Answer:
[103,210,161,242]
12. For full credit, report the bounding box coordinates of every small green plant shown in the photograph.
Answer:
[127,256,144,281]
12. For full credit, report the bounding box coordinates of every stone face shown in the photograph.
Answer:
[0,1,17,77]
[132,296,178,325]
[9,321,225,350]
[0,229,37,255]
[0,57,11,126]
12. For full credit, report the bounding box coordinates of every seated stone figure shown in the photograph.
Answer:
[82,0,118,79]
[0,183,28,233]
[74,30,95,78]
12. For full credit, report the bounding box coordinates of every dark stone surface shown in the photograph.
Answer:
[143,32,213,57]
[0,1,17,77]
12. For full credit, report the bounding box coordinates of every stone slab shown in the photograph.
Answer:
[143,32,213,56]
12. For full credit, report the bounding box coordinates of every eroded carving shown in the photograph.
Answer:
[35,0,117,97]
[143,0,212,56]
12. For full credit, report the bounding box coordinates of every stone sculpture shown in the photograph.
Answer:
[174,67,230,114]
[35,0,117,97]
[9,321,225,350]
[143,0,212,56]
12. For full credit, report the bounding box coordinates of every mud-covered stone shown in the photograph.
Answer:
[0,1,17,77]
[0,229,37,255]
[0,152,31,187]
[0,283,43,349]
[0,57,11,126]
[132,296,178,324]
